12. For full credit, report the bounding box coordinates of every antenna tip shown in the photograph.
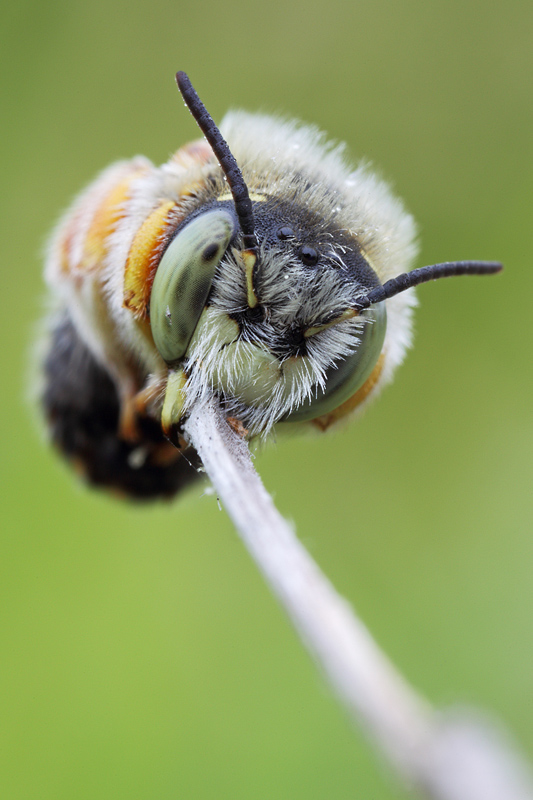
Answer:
[465,260,504,276]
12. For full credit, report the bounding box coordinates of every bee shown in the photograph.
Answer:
[42,72,502,500]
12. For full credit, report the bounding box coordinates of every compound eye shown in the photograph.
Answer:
[284,301,387,422]
[150,208,236,365]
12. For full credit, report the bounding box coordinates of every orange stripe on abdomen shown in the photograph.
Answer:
[60,163,148,277]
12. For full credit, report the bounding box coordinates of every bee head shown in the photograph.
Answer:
[150,73,502,437]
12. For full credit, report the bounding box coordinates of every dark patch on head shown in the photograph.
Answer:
[269,327,307,359]
[251,198,381,290]
[230,304,266,333]
[242,306,265,324]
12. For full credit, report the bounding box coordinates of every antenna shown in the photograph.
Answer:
[175,71,258,252]
[355,261,503,309]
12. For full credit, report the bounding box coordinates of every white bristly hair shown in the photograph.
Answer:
[179,111,419,432]
[183,242,374,433]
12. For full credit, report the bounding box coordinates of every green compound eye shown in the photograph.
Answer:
[150,209,236,365]
[284,302,386,422]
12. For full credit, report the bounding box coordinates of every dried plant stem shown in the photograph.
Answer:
[184,400,533,800]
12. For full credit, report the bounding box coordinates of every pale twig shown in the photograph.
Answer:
[184,399,533,800]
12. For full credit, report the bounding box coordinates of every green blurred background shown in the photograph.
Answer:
[2,1,533,797]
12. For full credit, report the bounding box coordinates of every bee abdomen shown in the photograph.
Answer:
[42,314,202,500]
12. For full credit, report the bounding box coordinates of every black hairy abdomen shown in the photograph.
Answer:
[42,314,201,500]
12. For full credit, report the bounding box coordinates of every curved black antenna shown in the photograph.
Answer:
[175,71,258,252]
[355,261,503,310]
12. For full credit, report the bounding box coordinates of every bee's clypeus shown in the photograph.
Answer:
[42,71,501,500]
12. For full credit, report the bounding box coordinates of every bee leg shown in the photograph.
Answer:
[131,374,188,466]
[118,374,166,443]
[117,384,142,442]
[42,313,202,500]
[226,417,249,438]
[161,368,188,447]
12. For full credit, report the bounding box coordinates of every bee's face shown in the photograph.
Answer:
[150,197,387,434]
